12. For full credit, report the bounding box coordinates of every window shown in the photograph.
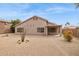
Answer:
[17,28,24,32]
[37,27,44,33]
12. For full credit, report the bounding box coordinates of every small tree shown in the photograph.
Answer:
[75,3,79,8]
[10,19,21,33]
[65,22,70,27]
[17,28,26,44]
[17,29,29,44]
[21,29,26,42]
[21,33,26,42]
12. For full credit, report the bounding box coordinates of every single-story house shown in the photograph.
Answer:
[15,16,62,35]
[0,20,11,33]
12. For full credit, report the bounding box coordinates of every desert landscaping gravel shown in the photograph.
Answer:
[0,34,79,56]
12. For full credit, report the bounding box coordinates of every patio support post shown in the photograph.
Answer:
[45,27,48,36]
[57,27,59,34]
[60,26,62,36]
[57,26,62,36]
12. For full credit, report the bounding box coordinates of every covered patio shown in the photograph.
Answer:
[45,25,62,35]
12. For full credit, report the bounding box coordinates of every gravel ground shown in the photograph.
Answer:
[0,34,79,56]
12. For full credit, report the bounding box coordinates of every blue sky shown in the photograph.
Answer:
[0,3,79,26]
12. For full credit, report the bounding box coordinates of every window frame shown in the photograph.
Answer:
[17,27,24,32]
[37,27,44,33]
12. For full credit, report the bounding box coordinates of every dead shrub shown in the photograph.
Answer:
[17,40,21,44]
[25,40,29,43]
[63,29,73,42]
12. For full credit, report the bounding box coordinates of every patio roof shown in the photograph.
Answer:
[46,21,61,27]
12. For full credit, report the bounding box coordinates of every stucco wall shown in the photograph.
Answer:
[15,17,47,35]
[0,22,11,33]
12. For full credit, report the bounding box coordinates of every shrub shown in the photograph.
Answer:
[17,40,21,44]
[63,29,73,42]
[25,40,29,43]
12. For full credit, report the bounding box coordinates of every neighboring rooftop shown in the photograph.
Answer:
[63,25,77,29]
[0,20,11,24]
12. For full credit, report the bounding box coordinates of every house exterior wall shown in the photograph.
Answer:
[0,22,5,33]
[0,21,11,33]
[4,23,12,33]
[15,17,47,35]
[15,16,62,35]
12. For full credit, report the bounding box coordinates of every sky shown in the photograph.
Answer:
[0,3,79,26]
